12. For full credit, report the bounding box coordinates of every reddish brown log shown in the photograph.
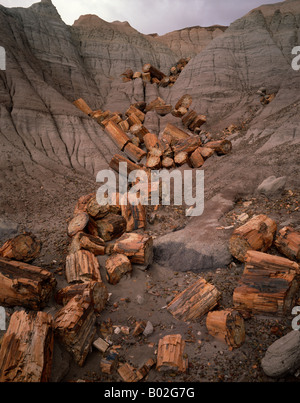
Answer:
[96,213,127,242]
[69,231,105,256]
[124,142,147,163]
[205,140,232,155]
[109,154,143,176]
[130,123,149,142]
[65,250,102,284]
[0,311,53,382]
[159,77,170,87]
[182,110,198,128]
[126,105,145,123]
[121,195,147,232]
[156,334,188,373]
[146,154,161,170]
[142,72,151,82]
[0,257,56,310]
[113,233,153,266]
[127,113,142,127]
[172,107,188,118]
[172,137,201,155]
[154,104,173,116]
[133,72,142,79]
[121,68,134,79]
[119,120,130,132]
[175,94,193,110]
[74,193,94,215]
[86,195,110,220]
[143,132,160,152]
[73,98,93,116]
[105,121,131,151]
[142,63,166,81]
[105,254,132,285]
[229,214,277,262]
[189,147,205,168]
[189,114,206,131]
[145,97,166,112]
[162,157,175,169]
[0,233,41,263]
[162,123,190,144]
[275,226,300,261]
[199,147,215,159]
[67,212,90,237]
[174,151,189,166]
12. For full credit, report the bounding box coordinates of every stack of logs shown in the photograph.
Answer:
[120,59,190,87]
[73,94,232,173]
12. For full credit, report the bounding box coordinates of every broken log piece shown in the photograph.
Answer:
[182,110,198,128]
[156,334,188,373]
[205,139,232,155]
[142,72,151,82]
[158,138,173,158]
[55,281,108,314]
[143,132,160,152]
[96,111,111,125]
[69,231,105,256]
[65,250,102,284]
[121,68,134,79]
[159,77,170,88]
[0,311,53,382]
[142,63,166,81]
[133,320,147,336]
[67,212,90,237]
[206,309,245,349]
[174,151,189,166]
[109,154,143,176]
[96,213,126,242]
[73,98,93,116]
[151,77,160,85]
[118,119,130,132]
[0,257,56,310]
[86,195,110,220]
[175,94,193,110]
[113,233,153,267]
[100,352,119,374]
[154,104,173,116]
[146,154,161,170]
[130,123,149,143]
[0,232,41,263]
[121,194,147,232]
[167,278,221,321]
[229,214,277,262]
[162,157,175,169]
[54,295,97,367]
[162,123,190,144]
[124,142,147,163]
[127,113,142,127]
[105,121,131,151]
[189,147,205,168]
[233,250,300,315]
[189,114,207,131]
[90,110,103,119]
[105,254,132,285]
[172,136,201,155]
[102,114,122,127]
[135,358,156,381]
[172,107,188,118]
[74,193,95,215]
[126,105,145,123]
[275,226,300,261]
[145,97,166,112]
[133,71,142,79]
[199,147,215,159]
[118,363,139,382]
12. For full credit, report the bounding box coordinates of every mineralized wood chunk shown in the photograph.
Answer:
[143,132,160,152]
[105,254,132,285]
[199,147,214,159]
[156,334,188,373]
[69,231,105,256]
[206,309,245,348]
[121,195,147,232]
[0,311,54,382]
[162,157,175,169]
[67,212,89,237]
[229,214,277,262]
[0,257,56,310]
[96,213,126,241]
[65,250,102,284]
[86,195,110,219]
[172,136,201,155]
[0,232,41,262]
[124,142,146,163]
[105,120,131,150]
[205,140,232,155]
[167,278,221,321]
[182,110,198,128]
[113,233,153,266]
[175,94,193,110]
[73,98,93,115]
[142,63,166,81]
[145,97,166,112]
[233,250,300,316]
[54,295,97,367]
[174,151,189,166]
[74,193,94,215]
[189,147,205,168]
[110,154,142,176]
[126,105,145,123]
[55,280,108,314]
[162,123,190,145]
[275,226,300,261]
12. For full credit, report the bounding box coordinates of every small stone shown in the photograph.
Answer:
[143,321,154,337]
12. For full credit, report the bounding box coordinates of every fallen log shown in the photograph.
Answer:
[121,68,134,79]
[275,226,300,261]
[54,295,97,367]
[172,137,201,155]
[65,250,102,284]
[113,232,153,267]
[145,97,166,112]
[0,257,56,310]
[167,278,221,321]
[119,119,130,132]
[69,231,105,256]
[175,94,193,110]
[86,195,110,220]
[205,139,232,155]
[126,105,145,123]
[189,147,205,168]
[130,123,149,142]
[146,154,161,170]
[74,193,94,215]
[182,110,198,128]
[110,154,142,176]
[142,63,166,81]
[159,77,170,88]
[142,72,151,82]
[206,309,245,349]
[105,121,131,151]
[154,104,172,116]
[67,212,90,237]
[0,311,53,382]
[233,250,300,316]
[162,157,175,169]
[162,123,190,144]
[124,142,147,163]
[121,194,147,232]
[73,98,93,116]
[229,214,277,262]
[55,280,108,313]
[156,334,188,373]
[199,147,215,160]
[96,213,126,241]
[189,114,206,131]
[0,232,41,263]
[143,132,160,152]
[105,254,132,285]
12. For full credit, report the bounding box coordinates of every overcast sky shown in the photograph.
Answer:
[0,0,280,35]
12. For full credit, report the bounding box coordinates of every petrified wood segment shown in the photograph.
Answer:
[275,226,300,261]
[113,233,153,266]
[65,250,102,284]
[105,253,132,285]
[0,232,41,263]
[205,140,232,155]
[67,212,89,237]
[96,213,126,241]
[105,120,131,150]
[69,231,105,256]
[156,334,188,373]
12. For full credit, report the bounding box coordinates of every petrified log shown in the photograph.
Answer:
[199,147,214,159]
[175,94,193,110]
[67,212,90,237]
[130,123,149,143]
[146,154,161,170]
[233,250,300,316]
[143,132,160,152]
[69,231,105,256]
[90,109,103,119]
[133,71,142,79]
[142,63,166,81]
[118,363,139,382]
[156,334,188,373]
[174,151,189,166]
[159,77,170,87]
[189,147,205,168]
[167,278,221,321]
[121,195,147,232]
[158,138,173,158]
[102,114,122,127]
[65,250,102,284]
[162,123,190,144]
[105,121,131,151]
[0,232,41,263]
[74,193,94,215]
[126,105,145,123]
[54,295,97,367]
[162,157,175,169]
[142,72,151,82]
[145,97,166,112]
[229,214,277,262]
[73,98,93,116]
[0,257,56,309]
[189,114,206,131]
[55,280,108,314]
[124,142,147,163]
[205,139,232,155]
[105,253,132,285]
[109,154,142,176]
[119,119,130,132]
[86,195,110,220]
[113,233,153,266]
[172,107,188,118]
[96,213,126,241]
[0,311,53,382]
[127,113,142,128]
[206,309,245,349]
[172,137,201,155]
[261,330,300,378]
[100,352,119,374]
[154,104,172,116]
[275,226,300,261]
[182,110,198,128]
